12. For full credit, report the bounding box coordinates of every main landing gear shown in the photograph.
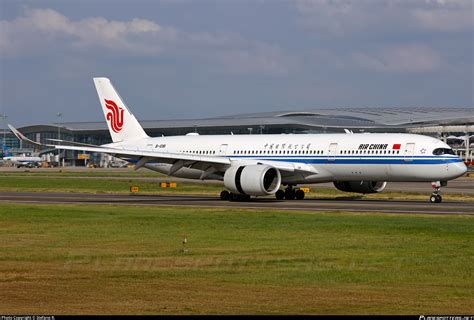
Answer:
[429,181,444,203]
[275,186,305,200]
[220,190,250,201]
[219,186,306,202]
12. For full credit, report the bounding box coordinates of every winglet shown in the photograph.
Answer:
[8,124,46,147]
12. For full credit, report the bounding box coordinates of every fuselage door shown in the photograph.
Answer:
[404,143,415,162]
[328,143,338,161]
[219,144,228,156]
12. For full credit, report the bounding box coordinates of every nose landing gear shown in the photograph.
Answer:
[430,193,442,203]
[430,181,446,203]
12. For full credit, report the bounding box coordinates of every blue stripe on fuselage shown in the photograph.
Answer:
[128,156,462,165]
[229,156,462,165]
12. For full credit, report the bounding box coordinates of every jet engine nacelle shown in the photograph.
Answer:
[333,181,387,194]
[224,165,281,196]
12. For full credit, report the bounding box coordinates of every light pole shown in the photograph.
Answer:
[56,112,62,141]
[0,113,6,148]
[56,112,62,167]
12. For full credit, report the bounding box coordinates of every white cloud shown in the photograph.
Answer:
[0,8,172,55]
[212,43,296,74]
[295,0,473,35]
[353,44,442,73]
[0,8,292,74]
[295,0,379,35]
[294,0,472,74]
[413,7,473,32]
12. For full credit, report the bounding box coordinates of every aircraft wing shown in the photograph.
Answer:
[46,138,102,148]
[9,124,317,175]
[55,144,231,166]
[54,144,318,174]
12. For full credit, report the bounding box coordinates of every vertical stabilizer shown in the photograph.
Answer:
[93,77,148,142]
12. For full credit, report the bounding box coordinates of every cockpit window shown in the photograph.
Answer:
[432,148,455,155]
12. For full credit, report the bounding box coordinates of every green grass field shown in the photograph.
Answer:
[1,203,473,314]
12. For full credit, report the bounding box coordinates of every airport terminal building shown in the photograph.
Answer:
[3,107,473,166]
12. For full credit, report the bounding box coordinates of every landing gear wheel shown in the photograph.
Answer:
[430,194,442,203]
[229,192,250,201]
[275,189,285,200]
[295,189,305,200]
[220,190,230,201]
[430,181,443,204]
[284,188,296,200]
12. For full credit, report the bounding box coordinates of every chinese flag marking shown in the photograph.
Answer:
[393,144,401,150]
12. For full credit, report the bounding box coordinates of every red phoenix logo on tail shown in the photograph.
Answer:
[104,99,124,133]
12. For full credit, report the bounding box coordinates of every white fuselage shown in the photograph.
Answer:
[3,156,42,166]
[115,133,467,184]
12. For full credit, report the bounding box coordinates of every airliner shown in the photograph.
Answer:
[3,155,42,168]
[9,77,467,203]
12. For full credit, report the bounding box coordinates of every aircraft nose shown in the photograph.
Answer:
[450,161,467,178]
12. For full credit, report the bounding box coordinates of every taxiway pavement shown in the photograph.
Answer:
[0,191,472,215]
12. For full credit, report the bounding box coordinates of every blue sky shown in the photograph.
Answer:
[1,0,472,126]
